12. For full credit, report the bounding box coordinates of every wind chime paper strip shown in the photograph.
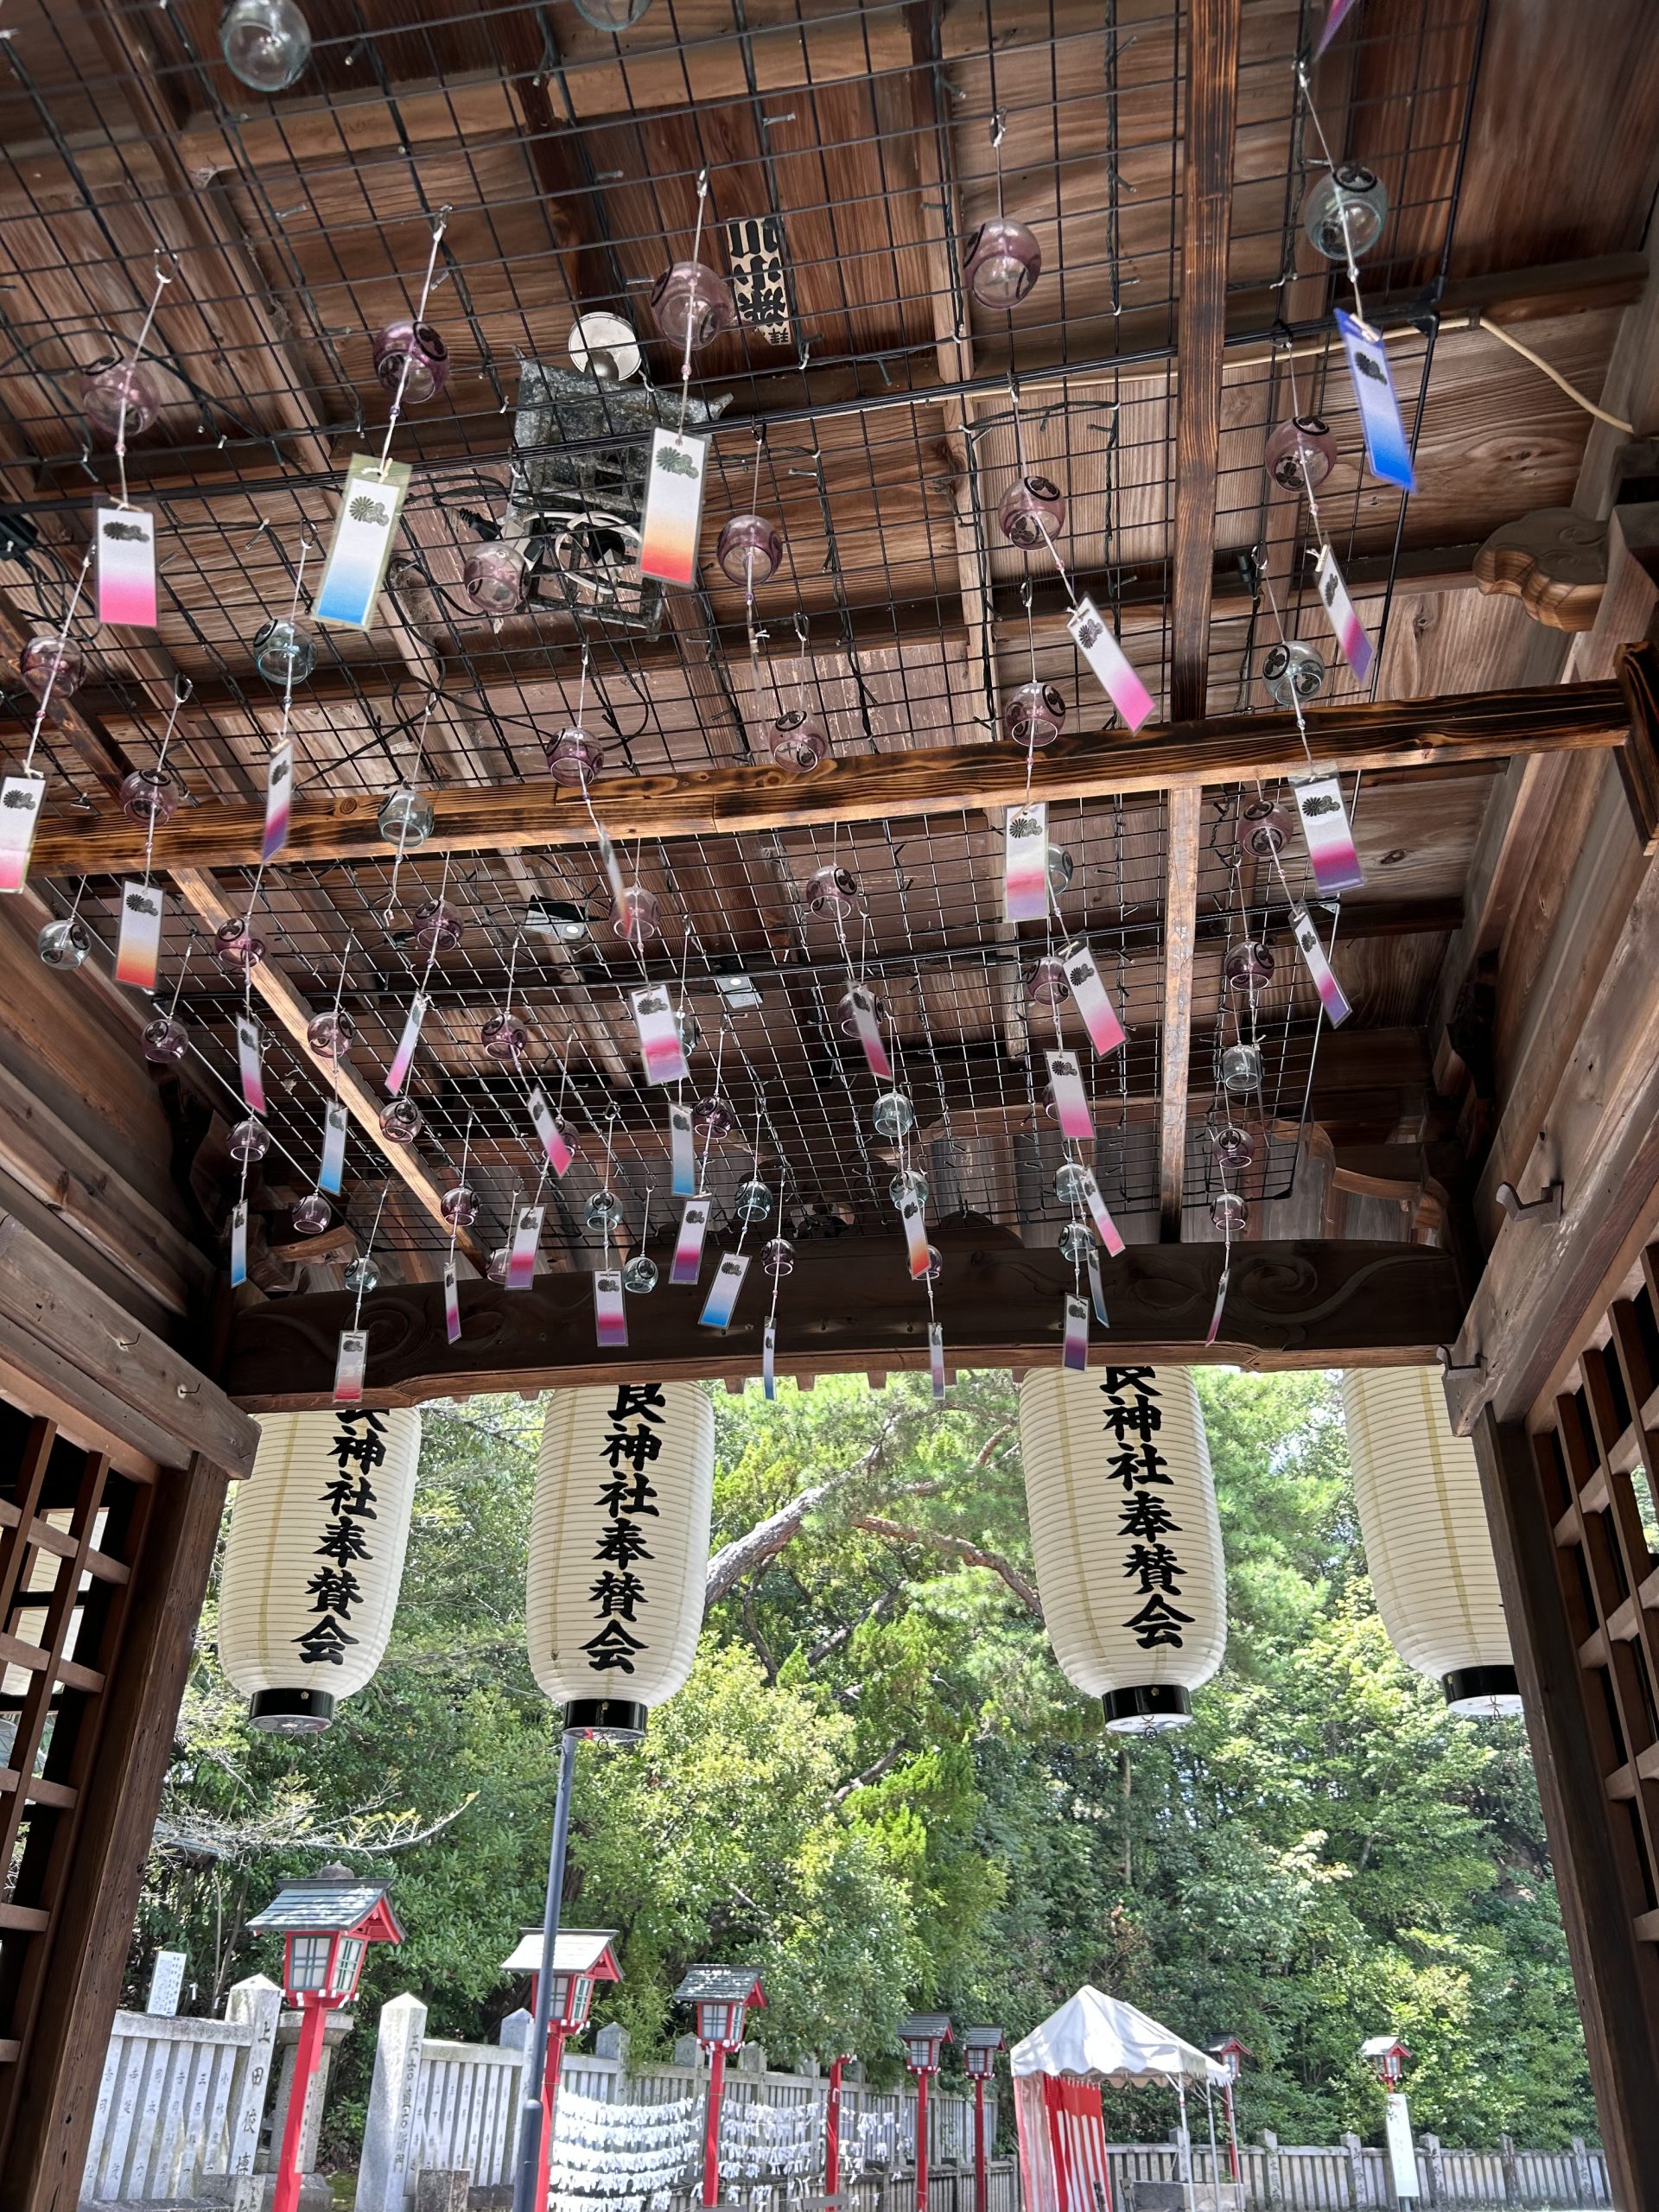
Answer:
[1058,938,1127,1057]
[1334,309,1416,493]
[262,741,294,864]
[699,1250,751,1330]
[594,1268,628,1348]
[320,1101,348,1196]
[229,1200,248,1290]
[1086,1244,1109,1325]
[0,775,45,893]
[1316,0,1363,54]
[1313,544,1375,683]
[1004,801,1049,923]
[1078,1166,1127,1256]
[315,454,412,630]
[899,1192,931,1281]
[1062,1293,1090,1373]
[1293,772,1365,895]
[507,1205,544,1290]
[843,985,893,1080]
[640,427,709,588]
[631,984,690,1086]
[528,1085,575,1175]
[235,1013,266,1116]
[333,1327,368,1405]
[672,1196,711,1285]
[669,1102,696,1197]
[385,991,429,1096]
[1291,903,1352,1026]
[443,1256,461,1346]
[1207,1266,1231,1347]
[763,1317,777,1401]
[929,1321,947,1401]
[595,823,628,914]
[1067,595,1155,732]
[1045,1050,1095,1143]
[94,505,157,628]
[115,880,163,990]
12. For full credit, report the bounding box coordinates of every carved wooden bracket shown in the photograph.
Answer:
[1474,508,1608,630]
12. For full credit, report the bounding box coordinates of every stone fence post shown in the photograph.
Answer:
[223,1974,283,2181]
[358,1992,429,2212]
[1341,2131,1368,2210]
[1498,2134,1518,2203]
[1570,2137,1595,2204]
[1261,2130,1283,2212]
[1419,2133,1444,2206]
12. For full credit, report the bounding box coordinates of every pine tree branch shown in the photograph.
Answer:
[704,1413,904,1605]
[849,1516,1044,1618]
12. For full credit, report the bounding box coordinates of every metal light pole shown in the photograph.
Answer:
[511,1730,579,2212]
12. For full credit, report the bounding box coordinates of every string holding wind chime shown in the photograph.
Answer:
[2,550,93,898]
[291,936,358,1241]
[112,675,193,1007]
[85,257,173,634]
[696,1093,770,1334]
[332,1184,391,1406]
[640,168,733,591]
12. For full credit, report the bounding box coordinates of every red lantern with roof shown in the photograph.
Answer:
[677,1965,766,2209]
[899,2014,953,2212]
[503,1928,622,2212]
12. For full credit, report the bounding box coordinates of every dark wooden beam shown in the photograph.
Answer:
[29,678,1631,877]
[221,1237,1464,1409]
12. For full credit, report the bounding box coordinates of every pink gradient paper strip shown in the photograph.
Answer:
[699,1251,751,1330]
[845,986,893,1080]
[1293,773,1364,896]
[0,775,45,893]
[1068,595,1154,733]
[672,1197,711,1285]
[640,427,708,588]
[929,1321,946,1402]
[1045,1050,1094,1143]
[507,1205,544,1290]
[1316,0,1363,55]
[1291,904,1352,1026]
[594,1268,629,1348]
[230,1201,248,1290]
[764,1317,777,1402]
[262,741,293,864]
[320,1103,347,1196]
[333,1328,367,1405]
[1313,546,1375,683]
[1078,1166,1128,1257]
[632,983,690,1085]
[899,1192,931,1281]
[115,880,162,990]
[1059,938,1127,1057]
[443,1257,461,1346]
[95,505,157,629]
[1062,1293,1090,1373]
[1003,802,1049,923]
[528,1086,575,1176]
[235,1014,266,1116]
[385,991,429,1095]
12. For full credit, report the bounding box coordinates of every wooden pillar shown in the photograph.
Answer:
[1471,1406,1659,2212]
[0,1449,229,2211]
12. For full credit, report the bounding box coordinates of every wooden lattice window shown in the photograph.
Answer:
[0,1400,149,2078]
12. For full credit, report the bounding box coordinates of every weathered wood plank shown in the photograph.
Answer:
[221,1240,1465,1409]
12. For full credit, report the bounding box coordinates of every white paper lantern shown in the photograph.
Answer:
[1341,1367,1521,1715]
[219,1408,422,1735]
[529,1382,715,1741]
[1019,1367,1226,1732]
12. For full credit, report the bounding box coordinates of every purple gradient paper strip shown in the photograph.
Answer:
[0,775,45,893]
[594,1268,628,1348]
[1046,1050,1094,1143]
[672,1197,711,1285]
[95,505,157,629]
[443,1257,461,1346]
[385,991,429,1095]
[333,1328,367,1406]
[929,1321,946,1402]
[507,1205,544,1290]
[669,1102,696,1197]
[1316,0,1363,54]
[1078,1166,1128,1257]
[699,1250,751,1330]
[1207,1265,1231,1348]
[1059,939,1127,1058]
[764,1317,777,1402]
[1062,1293,1090,1373]
[1293,773,1364,896]
[115,881,162,991]
[1291,904,1352,1026]
[899,1194,931,1281]
[845,986,893,1080]
[236,1014,266,1117]
[1335,309,1416,493]
[262,741,293,864]
[1004,802,1049,923]
[528,1086,575,1176]
[1086,1244,1109,1325]
[1068,594,1154,733]
[632,984,690,1086]
[320,1102,348,1196]
[230,1200,248,1290]
[1313,546,1375,683]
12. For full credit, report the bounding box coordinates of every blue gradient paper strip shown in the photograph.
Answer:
[315,454,412,630]
[699,1250,751,1331]
[1335,309,1415,492]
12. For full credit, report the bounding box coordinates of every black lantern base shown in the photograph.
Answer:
[1442,1665,1523,1717]
[564,1696,648,1743]
[1102,1684,1192,1734]
[250,1688,335,1735]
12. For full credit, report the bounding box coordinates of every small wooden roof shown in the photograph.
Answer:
[963,2025,1006,2054]
[899,2012,954,2044]
[675,1964,766,2007]
[501,1928,623,1980]
[245,1865,404,1942]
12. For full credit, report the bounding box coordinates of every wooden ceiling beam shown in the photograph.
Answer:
[30,676,1630,876]
[219,1237,1465,1411]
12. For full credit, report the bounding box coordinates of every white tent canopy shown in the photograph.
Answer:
[1011,1986,1231,2090]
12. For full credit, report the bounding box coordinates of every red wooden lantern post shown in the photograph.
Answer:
[1361,2035,1411,2087]
[504,1927,622,2212]
[962,2027,1005,2212]
[245,1866,404,2212]
[825,2053,853,2201]
[676,1965,766,2209]
[899,2014,953,2212]
[1206,2037,1253,2182]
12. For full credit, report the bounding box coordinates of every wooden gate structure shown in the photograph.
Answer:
[0,0,1655,2205]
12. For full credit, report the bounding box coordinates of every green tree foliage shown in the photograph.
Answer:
[134,1370,1594,2158]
